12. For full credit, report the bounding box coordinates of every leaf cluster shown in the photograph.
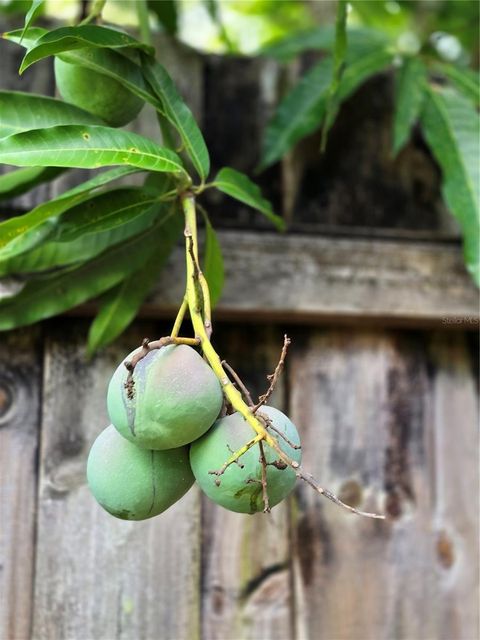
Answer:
[0,6,283,353]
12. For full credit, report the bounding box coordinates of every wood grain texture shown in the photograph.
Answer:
[288,329,479,640]
[200,326,293,640]
[136,232,478,328]
[32,322,201,640]
[0,329,41,640]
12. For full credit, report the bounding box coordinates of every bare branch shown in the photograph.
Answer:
[257,411,302,450]
[209,434,263,485]
[259,440,270,513]
[222,360,254,407]
[253,334,291,412]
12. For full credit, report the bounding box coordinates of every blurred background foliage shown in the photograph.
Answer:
[0,0,478,62]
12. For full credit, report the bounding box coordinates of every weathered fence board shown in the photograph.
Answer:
[288,329,479,640]
[201,326,292,640]
[32,323,201,640]
[0,330,41,640]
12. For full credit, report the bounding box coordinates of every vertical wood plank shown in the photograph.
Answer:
[289,329,479,640]
[0,329,41,640]
[32,322,201,640]
[200,326,293,640]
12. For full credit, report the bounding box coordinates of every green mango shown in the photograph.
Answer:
[54,54,143,127]
[87,425,194,520]
[107,344,223,450]
[190,405,302,514]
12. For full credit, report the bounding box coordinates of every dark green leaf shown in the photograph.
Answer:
[0,166,140,261]
[421,86,479,285]
[259,48,393,170]
[0,90,104,139]
[202,214,224,307]
[87,210,182,354]
[148,0,178,35]
[213,167,284,231]
[0,124,185,174]
[0,211,178,330]
[20,0,44,43]
[321,0,348,151]
[19,25,154,73]
[0,166,65,200]
[436,63,480,107]
[393,57,427,155]
[142,57,210,181]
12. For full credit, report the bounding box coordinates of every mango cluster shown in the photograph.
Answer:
[87,345,302,520]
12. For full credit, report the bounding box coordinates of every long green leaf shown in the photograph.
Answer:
[5,29,162,111]
[0,166,65,200]
[142,57,210,181]
[0,90,104,139]
[321,0,348,151]
[2,207,160,276]
[19,24,154,73]
[87,211,183,354]
[259,48,393,170]
[392,57,427,155]
[20,0,44,42]
[0,189,163,274]
[0,124,184,174]
[436,63,480,107]
[0,213,177,330]
[0,166,140,260]
[3,26,47,49]
[203,214,224,308]
[421,87,480,285]
[148,0,178,35]
[213,167,284,231]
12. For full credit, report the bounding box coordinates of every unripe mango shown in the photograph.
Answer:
[108,344,223,450]
[87,425,194,520]
[54,54,143,127]
[190,405,302,514]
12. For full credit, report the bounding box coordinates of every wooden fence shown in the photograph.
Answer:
[0,21,479,640]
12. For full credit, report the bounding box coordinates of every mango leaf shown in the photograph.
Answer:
[0,212,176,330]
[392,57,427,155]
[213,167,284,231]
[0,166,140,261]
[3,26,47,49]
[20,0,44,43]
[421,87,480,285]
[260,26,389,62]
[202,213,224,308]
[0,189,163,274]
[436,63,480,107]
[142,57,210,181]
[259,48,393,170]
[0,166,65,200]
[19,24,154,73]
[0,125,185,175]
[0,90,104,139]
[320,0,348,151]
[87,211,183,355]
[1,206,159,276]
[148,0,178,35]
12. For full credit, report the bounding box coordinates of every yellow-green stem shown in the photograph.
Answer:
[171,297,187,337]
[181,193,275,446]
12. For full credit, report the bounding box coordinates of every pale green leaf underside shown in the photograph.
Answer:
[20,24,154,72]
[421,87,480,285]
[0,166,140,260]
[0,90,104,139]
[0,166,65,200]
[0,124,184,174]
[20,0,45,42]
[142,57,210,181]
[213,167,284,231]
[393,57,427,155]
[437,63,480,107]
[87,212,183,354]
[0,214,176,331]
